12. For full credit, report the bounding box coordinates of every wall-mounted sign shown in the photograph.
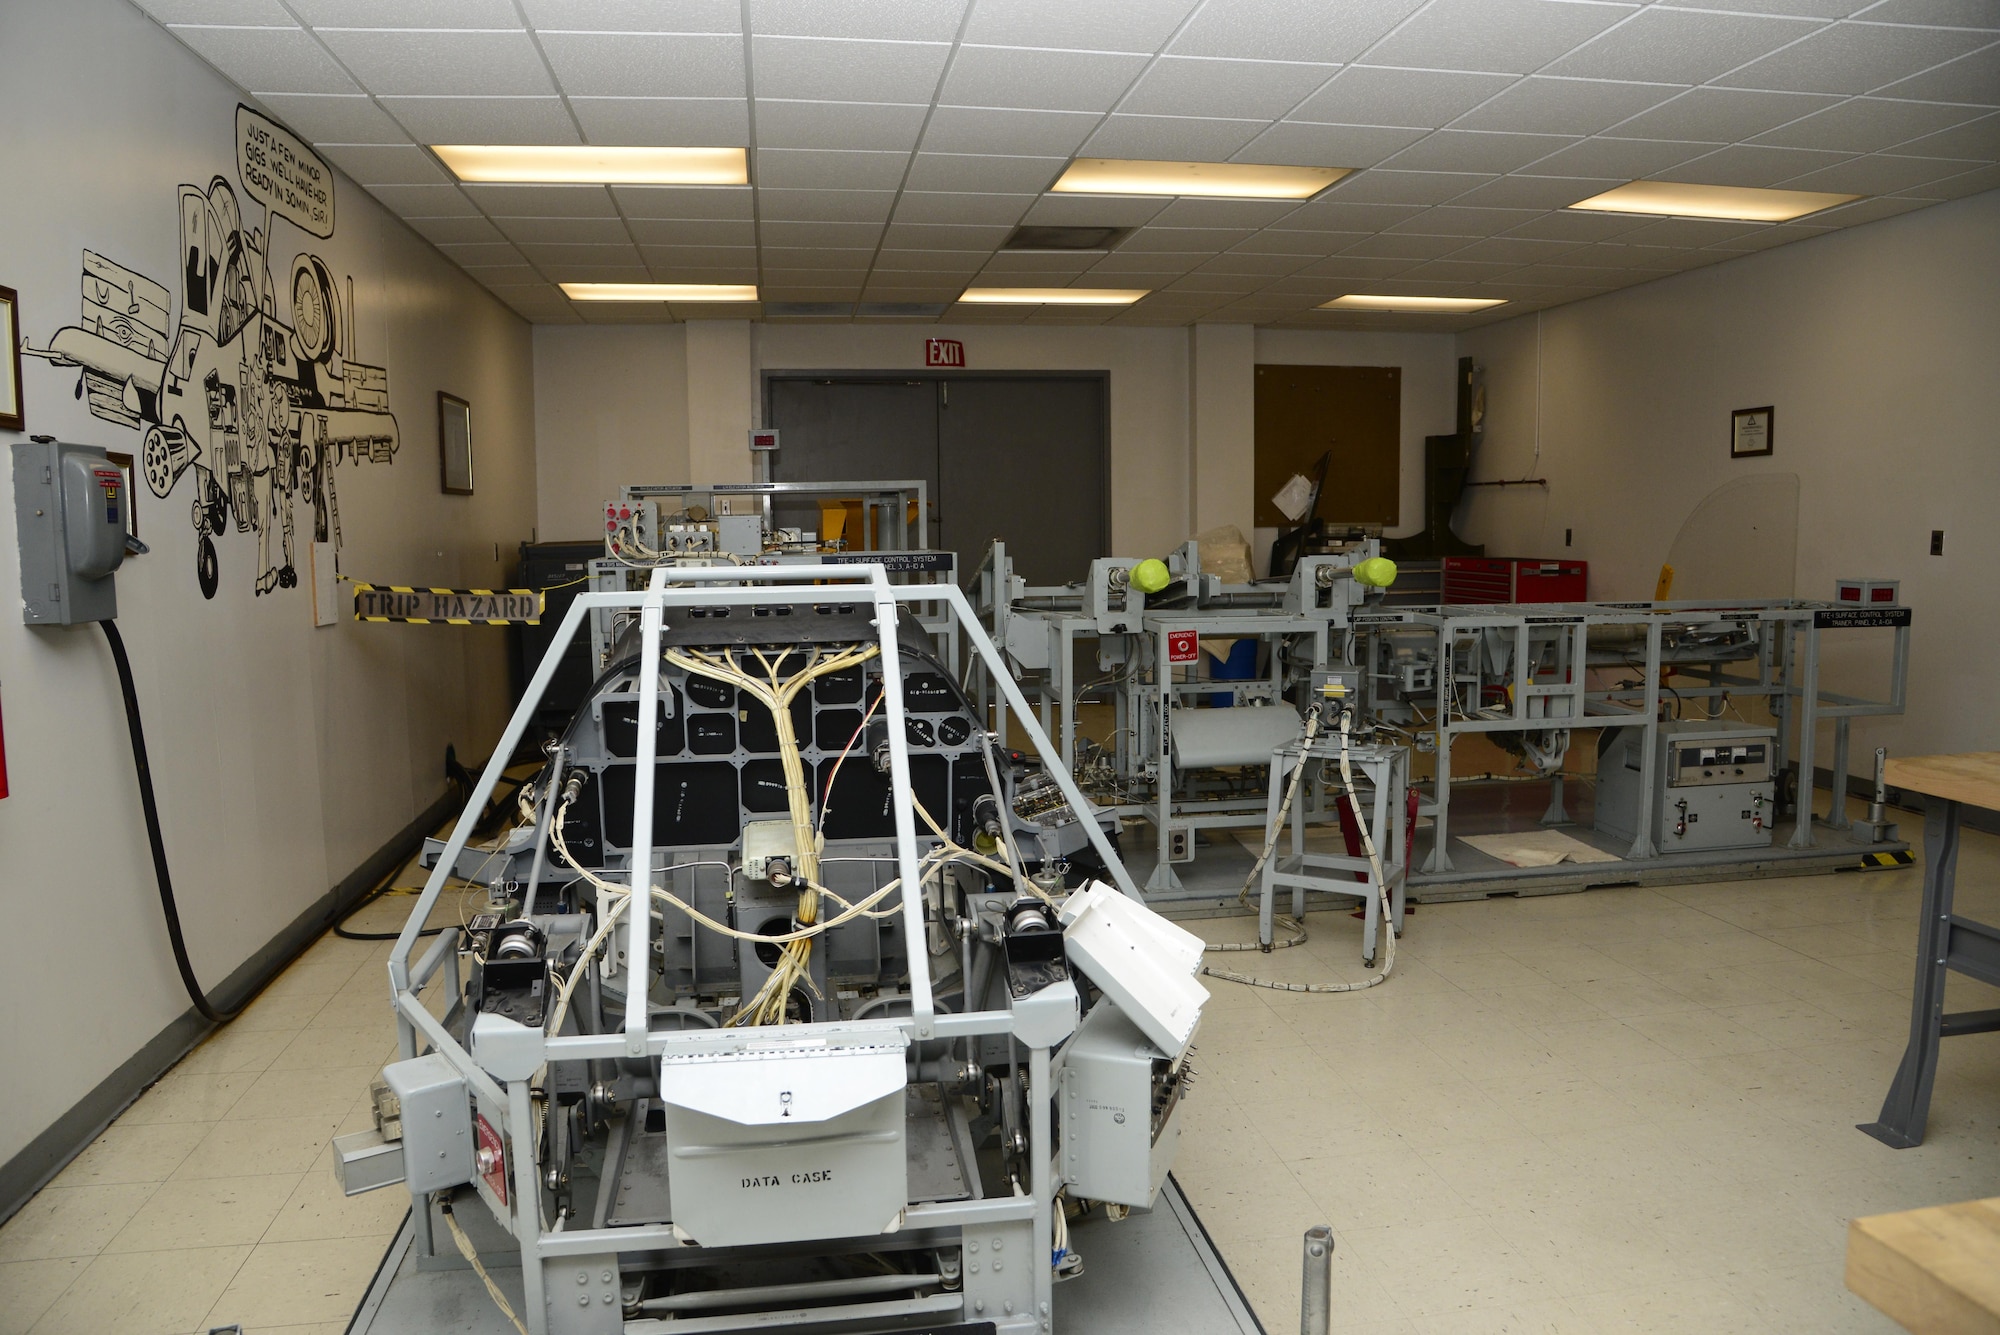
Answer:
[1731,405,1774,458]
[1166,629,1198,663]
[925,338,965,368]
[748,428,780,451]
[353,584,542,624]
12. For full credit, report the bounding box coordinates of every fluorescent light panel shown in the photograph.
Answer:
[432,145,747,185]
[1568,180,1859,222]
[1322,295,1507,312]
[958,287,1148,306]
[561,283,758,302]
[1052,158,1350,200]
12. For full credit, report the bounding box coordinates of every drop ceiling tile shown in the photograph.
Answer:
[1387,205,1542,235]
[438,241,528,263]
[408,216,507,244]
[1294,67,1517,129]
[1492,262,1623,286]
[1718,22,1993,94]
[1656,142,1855,186]
[1447,174,1618,208]
[290,0,521,24]
[1383,130,1578,174]
[1397,258,1525,282]
[641,261,761,282]
[763,248,877,270]
[1874,41,2000,103]
[466,183,619,216]
[1451,77,1681,137]
[1322,169,1495,205]
[1340,232,1466,259]
[1749,96,1982,152]
[494,216,632,244]
[919,106,1102,156]
[365,183,477,213]
[1602,217,1770,246]
[1502,209,1649,240]
[379,96,581,144]
[631,245,758,268]
[880,222,1015,249]
[755,149,910,190]
[1890,109,2000,160]
[1779,150,1978,192]
[1544,9,1823,84]
[1169,0,1424,61]
[538,33,744,97]
[1298,254,1426,277]
[1856,0,2000,26]
[1706,222,1837,250]
[1792,195,1930,225]
[322,144,452,185]
[1018,195,1173,226]
[1087,250,1209,272]
[611,185,754,219]
[759,220,882,246]
[136,0,294,21]
[1081,115,1270,160]
[1557,241,1693,269]
[980,251,1099,272]
[747,0,964,41]
[960,0,1199,52]
[751,36,951,103]
[1146,198,1302,228]
[1517,135,1722,179]
[1164,273,1267,293]
[903,153,1066,193]
[1608,88,1846,142]
[939,47,1152,114]
[1193,252,1315,276]
[570,97,750,145]
[516,242,643,265]
[1282,199,1429,230]
[1367,0,1636,76]
[1915,160,2000,196]
[1120,58,1337,120]
[893,192,1036,225]
[876,250,990,271]
[757,100,929,151]
[627,219,757,245]
[459,264,543,283]
[1445,234,1585,262]
[314,29,556,96]
[759,189,898,222]
[1233,123,1429,169]
[524,0,741,31]
[1120,226,1258,250]
[257,93,406,143]
[1231,230,1358,255]
[166,25,359,94]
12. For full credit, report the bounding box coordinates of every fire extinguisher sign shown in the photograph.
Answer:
[1166,629,1198,663]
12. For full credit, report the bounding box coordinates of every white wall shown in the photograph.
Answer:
[1457,188,2000,757]
[0,0,535,1173]
[534,320,1457,563]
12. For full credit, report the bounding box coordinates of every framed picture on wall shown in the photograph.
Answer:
[1731,405,1774,458]
[0,285,23,432]
[438,391,473,494]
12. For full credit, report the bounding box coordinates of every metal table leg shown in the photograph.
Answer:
[1860,799,1962,1148]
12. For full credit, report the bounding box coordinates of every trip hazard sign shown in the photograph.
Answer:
[1166,629,1198,663]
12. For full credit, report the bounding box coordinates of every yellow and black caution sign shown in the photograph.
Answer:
[1859,849,1916,869]
[353,584,542,625]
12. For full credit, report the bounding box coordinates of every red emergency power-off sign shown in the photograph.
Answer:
[1166,629,1198,663]
[926,338,965,368]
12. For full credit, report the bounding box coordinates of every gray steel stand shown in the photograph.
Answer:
[1858,797,2000,1148]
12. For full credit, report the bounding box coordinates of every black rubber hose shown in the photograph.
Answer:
[100,620,239,1024]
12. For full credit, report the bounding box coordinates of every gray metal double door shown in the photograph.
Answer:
[765,374,1107,587]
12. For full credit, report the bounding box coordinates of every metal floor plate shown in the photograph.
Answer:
[348,1177,1263,1335]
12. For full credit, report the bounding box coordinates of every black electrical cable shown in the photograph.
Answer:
[100,620,239,1024]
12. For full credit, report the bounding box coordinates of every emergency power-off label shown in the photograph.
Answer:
[1166,629,1198,663]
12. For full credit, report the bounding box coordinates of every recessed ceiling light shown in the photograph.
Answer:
[1051,158,1350,200]
[561,283,759,302]
[432,145,748,185]
[1567,180,1859,222]
[957,287,1149,306]
[1320,295,1508,312]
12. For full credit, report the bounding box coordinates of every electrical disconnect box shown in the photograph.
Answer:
[13,439,128,625]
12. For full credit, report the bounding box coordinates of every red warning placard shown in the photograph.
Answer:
[1166,629,1198,663]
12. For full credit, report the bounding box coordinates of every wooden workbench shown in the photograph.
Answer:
[1847,1196,2000,1334]
[1859,753,2000,1148]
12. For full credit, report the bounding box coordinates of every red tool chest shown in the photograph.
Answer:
[1442,556,1589,604]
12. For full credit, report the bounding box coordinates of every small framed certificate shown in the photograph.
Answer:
[1731,406,1773,458]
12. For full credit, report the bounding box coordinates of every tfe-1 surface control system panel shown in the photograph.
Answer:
[14,439,128,625]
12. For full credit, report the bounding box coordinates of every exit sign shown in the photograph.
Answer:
[926,338,965,368]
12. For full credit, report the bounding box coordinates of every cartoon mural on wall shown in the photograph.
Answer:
[23,105,398,599]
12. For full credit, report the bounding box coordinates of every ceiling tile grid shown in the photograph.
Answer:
[136,0,2000,330]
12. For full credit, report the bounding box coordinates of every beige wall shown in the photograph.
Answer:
[535,320,1458,563]
[1456,187,2000,757]
[0,0,535,1171]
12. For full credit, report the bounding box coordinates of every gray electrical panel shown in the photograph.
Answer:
[1057,1002,1184,1208]
[13,439,127,625]
[1596,719,1776,853]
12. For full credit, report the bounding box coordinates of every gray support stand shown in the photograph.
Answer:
[1300,1226,1333,1335]
[1858,798,2000,1148]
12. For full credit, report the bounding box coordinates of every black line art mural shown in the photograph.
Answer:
[23,105,398,599]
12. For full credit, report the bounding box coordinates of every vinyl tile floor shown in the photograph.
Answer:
[2,806,1996,1334]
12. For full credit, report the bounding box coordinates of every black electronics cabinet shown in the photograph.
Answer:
[514,541,602,733]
